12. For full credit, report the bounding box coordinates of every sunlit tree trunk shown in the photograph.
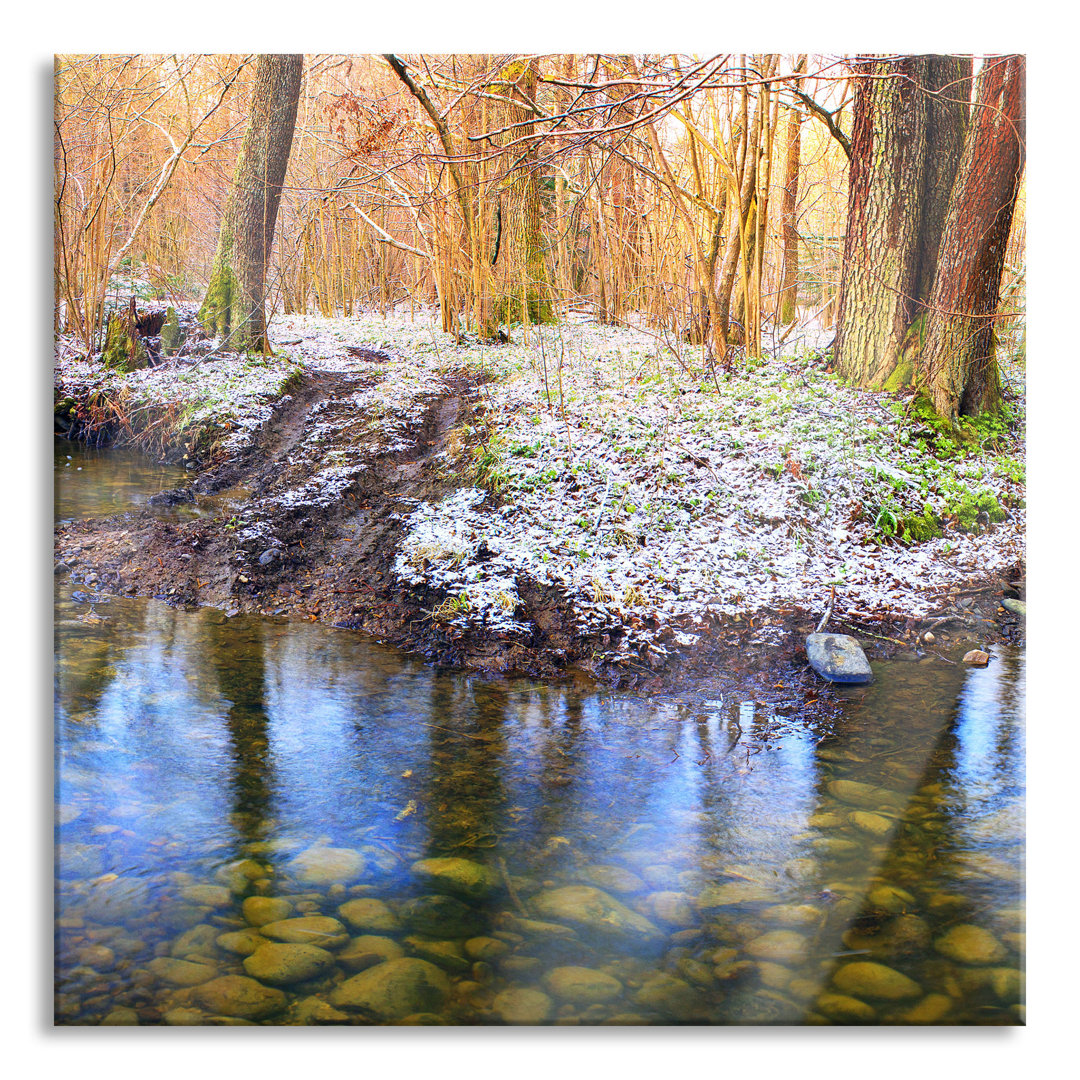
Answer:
[489,57,551,325]
[778,55,806,325]
[199,54,303,353]
[919,55,1025,420]
[834,55,971,388]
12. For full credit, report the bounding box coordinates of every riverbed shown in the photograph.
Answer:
[53,440,1025,1025]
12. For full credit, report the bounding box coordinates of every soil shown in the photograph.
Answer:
[54,362,1025,691]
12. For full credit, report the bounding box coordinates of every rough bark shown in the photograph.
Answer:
[199,55,303,352]
[778,56,806,325]
[920,56,1025,420]
[490,58,551,324]
[834,55,970,388]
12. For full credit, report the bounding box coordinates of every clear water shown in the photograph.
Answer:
[53,443,1025,1025]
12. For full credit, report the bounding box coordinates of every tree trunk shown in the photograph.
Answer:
[778,55,806,325]
[199,54,303,353]
[919,56,1025,420]
[834,55,971,388]
[490,57,551,325]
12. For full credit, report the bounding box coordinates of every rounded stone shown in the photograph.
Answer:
[411,857,501,902]
[580,864,646,895]
[337,935,406,973]
[815,992,877,1023]
[933,924,1008,965]
[832,961,922,1001]
[147,956,219,987]
[633,973,708,1022]
[337,897,401,933]
[179,884,231,907]
[287,845,367,887]
[243,942,336,985]
[648,891,697,929]
[216,928,271,957]
[745,929,809,964]
[242,896,295,927]
[493,987,553,1024]
[329,958,450,1020]
[543,966,624,1004]
[399,894,484,939]
[258,916,349,949]
[531,885,663,943]
[193,974,289,1020]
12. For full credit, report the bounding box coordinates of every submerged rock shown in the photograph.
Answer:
[243,942,336,985]
[832,961,922,1001]
[542,966,624,1004]
[633,973,708,1022]
[805,633,873,684]
[287,845,366,886]
[193,974,289,1020]
[329,957,450,1019]
[411,857,501,902]
[338,897,401,934]
[337,934,405,973]
[933,924,1008,965]
[242,896,294,927]
[147,956,218,987]
[399,894,484,939]
[258,916,349,949]
[531,885,663,944]
[492,987,553,1024]
[1002,598,1026,618]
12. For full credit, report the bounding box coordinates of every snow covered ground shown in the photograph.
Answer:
[56,305,1026,658]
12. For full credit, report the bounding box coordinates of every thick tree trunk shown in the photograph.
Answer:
[834,55,970,388]
[199,55,303,352]
[491,58,551,325]
[778,56,806,325]
[919,56,1025,420]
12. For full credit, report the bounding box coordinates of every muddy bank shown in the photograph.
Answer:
[54,311,1025,687]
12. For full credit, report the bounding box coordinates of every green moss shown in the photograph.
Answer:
[101,313,148,372]
[160,306,183,354]
[951,489,1007,531]
[899,509,942,544]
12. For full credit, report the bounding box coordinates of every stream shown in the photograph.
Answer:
[53,438,1025,1025]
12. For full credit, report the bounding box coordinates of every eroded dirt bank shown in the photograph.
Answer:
[54,350,1024,690]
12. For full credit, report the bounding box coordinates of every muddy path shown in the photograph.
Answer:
[55,368,627,681]
[54,361,1025,690]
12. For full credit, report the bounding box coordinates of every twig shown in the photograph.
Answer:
[496,856,529,917]
[815,586,836,633]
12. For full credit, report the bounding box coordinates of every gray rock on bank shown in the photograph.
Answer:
[806,633,873,683]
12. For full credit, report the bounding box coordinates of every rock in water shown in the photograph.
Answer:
[963,649,990,667]
[1002,598,1026,618]
[328,958,450,1020]
[531,885,663,945]
[805,633,873,684]
[410,857,501,902]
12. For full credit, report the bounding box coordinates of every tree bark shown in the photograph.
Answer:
[919,55,1025,420]
[199,54,303,353]
[778,55,806,325]
[834,55,970,388]
[490,57,551,324]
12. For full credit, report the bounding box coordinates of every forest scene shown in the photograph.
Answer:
[51,52,1027,1033]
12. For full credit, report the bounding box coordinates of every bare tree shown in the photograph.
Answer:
[198,54,303,352]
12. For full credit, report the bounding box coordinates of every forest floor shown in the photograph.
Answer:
[53,305,1026,687]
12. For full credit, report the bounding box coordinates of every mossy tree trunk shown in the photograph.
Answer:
[834,55,971,389]
[199,54,303,353]
[489,58,552,325]
[918,56,1025,421]
[778,55,807,325]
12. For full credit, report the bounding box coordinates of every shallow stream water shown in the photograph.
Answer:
[54,440,1025,1025]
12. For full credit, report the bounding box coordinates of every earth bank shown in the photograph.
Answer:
[54,308,1026,688]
